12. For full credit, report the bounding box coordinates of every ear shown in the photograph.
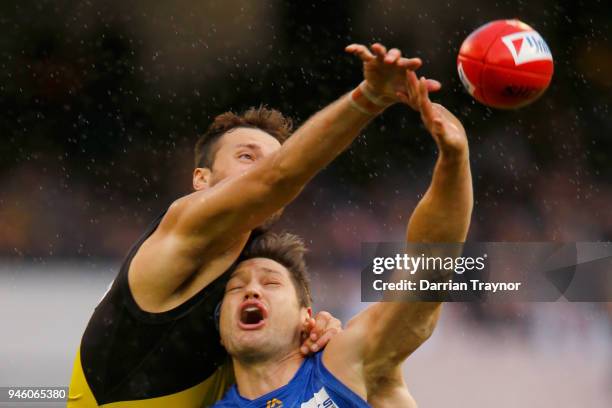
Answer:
[301,307,313,327]
[193,167,211,191]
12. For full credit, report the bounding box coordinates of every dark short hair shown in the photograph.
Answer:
[194,106,293,168]
[239,232,312,308]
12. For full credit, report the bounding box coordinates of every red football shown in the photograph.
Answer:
[457,19,554,109]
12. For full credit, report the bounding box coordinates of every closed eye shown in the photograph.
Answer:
[226,285,243,293]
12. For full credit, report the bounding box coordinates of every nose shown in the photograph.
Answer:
[243,286,261,300]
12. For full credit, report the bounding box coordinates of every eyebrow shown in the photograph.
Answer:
[260,267,283,276]
[229,266,284,279]
[235,143,263,153]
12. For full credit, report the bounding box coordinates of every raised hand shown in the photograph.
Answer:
[399,73,468,157]
[345,43,441,106]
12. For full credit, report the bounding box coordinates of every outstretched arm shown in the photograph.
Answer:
[324,77,473,399]
[168,45,440,244]
[362,76,473,374]
[132,45,441,307]
[404,75,473,243]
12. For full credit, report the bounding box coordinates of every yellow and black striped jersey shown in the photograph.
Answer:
[68,211,235,407]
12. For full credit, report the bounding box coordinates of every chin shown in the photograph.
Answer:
[233,340,276,363]
[233,329,266,348]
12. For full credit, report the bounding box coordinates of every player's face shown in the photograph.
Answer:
[208,127,282,186]
[219,258,310,362]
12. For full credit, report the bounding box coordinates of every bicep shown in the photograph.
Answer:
[169,158,301,251]
[323,303,438,402]
[358,302,442,376]
[128,230,205,310]
[128,168,299,305]
[321,305,397,391]
[130,156,305,306]
[321,302,437,398]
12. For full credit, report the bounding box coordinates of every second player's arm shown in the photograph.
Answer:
[362,79,473,383]
[324,79,473,399]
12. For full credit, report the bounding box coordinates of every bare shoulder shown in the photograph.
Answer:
[367,367,418,408]
[126,203,199,312]
[321,305,381,400]
[320,304,420,404]
[126,194,247,313]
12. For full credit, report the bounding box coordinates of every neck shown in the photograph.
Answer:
[233,349,304,400]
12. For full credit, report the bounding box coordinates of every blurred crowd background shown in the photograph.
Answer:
[0,0,610,406]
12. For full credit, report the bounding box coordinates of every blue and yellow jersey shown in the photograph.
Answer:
[212,352,370,408]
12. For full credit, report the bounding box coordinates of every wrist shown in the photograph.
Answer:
[361,81,396,106]
[438,147,469,166]
[349,81,394,115]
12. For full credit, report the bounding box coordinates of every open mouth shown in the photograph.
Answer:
[238,300,267,330]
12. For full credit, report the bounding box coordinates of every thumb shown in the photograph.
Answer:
[304,317,315,331]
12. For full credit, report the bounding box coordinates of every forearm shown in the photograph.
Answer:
[366,146,473,370]
[167,86,385,245]
[372,152,472,358]
[274,86,381,185]
[407,151,473,243]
